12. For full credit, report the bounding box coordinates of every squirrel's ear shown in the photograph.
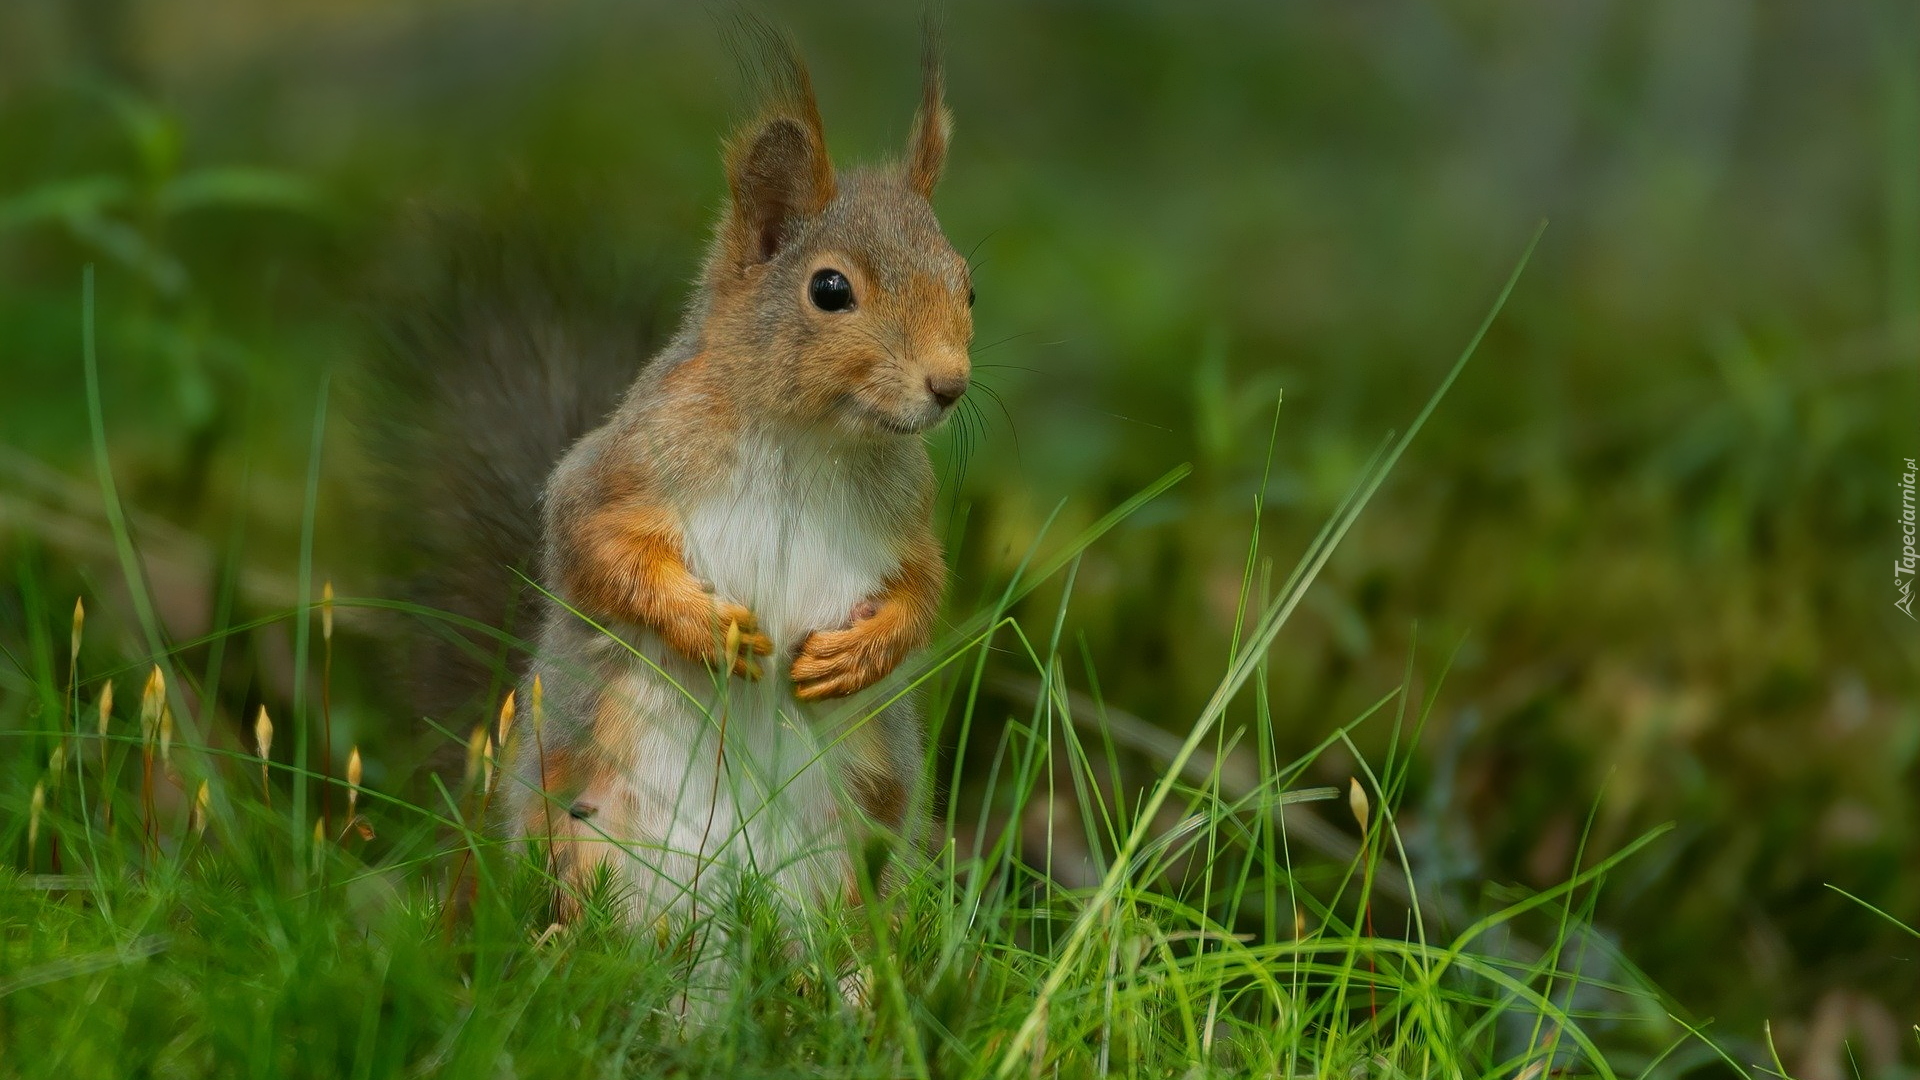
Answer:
[905,31,951,200]
[724,111,835,264]
[720,31,835,267]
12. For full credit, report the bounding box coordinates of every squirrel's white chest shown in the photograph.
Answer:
[679,441,896,652]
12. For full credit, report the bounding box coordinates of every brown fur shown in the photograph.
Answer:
[559,486,775,676]
[844,766,911,833]
[522,739,647,922]
[544,40,967,686]
[905,29,952,200]
[517,30,967,928]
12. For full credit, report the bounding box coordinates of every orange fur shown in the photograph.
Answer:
[790,536,943,700]
[560,496,774,676]
[526,741,643,921]
[509,30,967,937]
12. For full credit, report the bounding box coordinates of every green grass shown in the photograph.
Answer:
[4,5,1916,1044]
[0,242,1730,1078]
[0,592,1693,1078]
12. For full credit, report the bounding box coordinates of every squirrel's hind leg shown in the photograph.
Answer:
[512,745,644,925]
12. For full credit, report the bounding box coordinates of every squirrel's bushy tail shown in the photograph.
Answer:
[362,214,671,724]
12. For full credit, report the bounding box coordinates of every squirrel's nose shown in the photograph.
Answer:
[926,374,968,409]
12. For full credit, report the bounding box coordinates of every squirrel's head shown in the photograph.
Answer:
[698,36,971,439]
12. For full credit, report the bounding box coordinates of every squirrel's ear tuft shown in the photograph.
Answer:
[721,25,835,266]
[905,25,951,200]
[725,114,834,264]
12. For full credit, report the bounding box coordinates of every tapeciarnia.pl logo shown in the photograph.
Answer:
[1900,457,1918,620]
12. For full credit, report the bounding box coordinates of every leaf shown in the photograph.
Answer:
[0,176,133,230]
[64,214,189,296]
[158,168,322,216]
[77,80,181,180]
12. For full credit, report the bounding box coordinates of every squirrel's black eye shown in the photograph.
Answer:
[809,269,854,312]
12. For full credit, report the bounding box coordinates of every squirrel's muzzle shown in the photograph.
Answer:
[926,372,968,410]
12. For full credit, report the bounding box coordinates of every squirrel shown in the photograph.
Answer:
[378,33,972,934]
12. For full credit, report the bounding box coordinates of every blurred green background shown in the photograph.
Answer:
[2,0,1916,1071]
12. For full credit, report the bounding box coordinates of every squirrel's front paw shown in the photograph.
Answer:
[789,603,909,701]
[662,597,772,678]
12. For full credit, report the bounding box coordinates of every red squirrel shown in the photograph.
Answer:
[443,38,974,930]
